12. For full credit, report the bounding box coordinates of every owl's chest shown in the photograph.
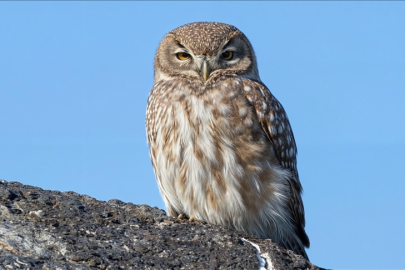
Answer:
[149,79,280,219]
[163,84,253,144]
[154,81,267,169]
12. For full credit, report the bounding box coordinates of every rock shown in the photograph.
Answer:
[0,180,325,270]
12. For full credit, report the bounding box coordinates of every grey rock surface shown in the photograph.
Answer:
[0,180,324,270]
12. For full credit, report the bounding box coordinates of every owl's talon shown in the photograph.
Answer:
[177,214,188,220]
[189,215,195,222]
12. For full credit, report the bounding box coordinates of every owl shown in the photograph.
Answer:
[146,22,310,259]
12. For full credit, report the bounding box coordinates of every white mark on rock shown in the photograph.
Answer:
[241,238,273,270]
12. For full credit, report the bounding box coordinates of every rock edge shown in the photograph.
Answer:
[0,180,324,270]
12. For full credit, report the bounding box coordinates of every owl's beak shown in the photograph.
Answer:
[202,61,211,81]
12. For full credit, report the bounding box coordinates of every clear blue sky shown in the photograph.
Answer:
[1,2,404,269]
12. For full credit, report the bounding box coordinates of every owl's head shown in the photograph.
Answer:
[154,22,259,83]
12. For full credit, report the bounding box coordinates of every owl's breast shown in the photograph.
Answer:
[158,77,268,166]
[149,78,285,223]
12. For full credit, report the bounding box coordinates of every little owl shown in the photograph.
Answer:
[146,22,310,259]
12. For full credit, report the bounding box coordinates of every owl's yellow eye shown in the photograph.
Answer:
[221,51,234,60]
[176,52,190,60]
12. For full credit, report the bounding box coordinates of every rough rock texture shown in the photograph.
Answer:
[0,180,324,270]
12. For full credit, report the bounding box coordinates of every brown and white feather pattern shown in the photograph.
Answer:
[147,75,308,258]
[146,22,309,259]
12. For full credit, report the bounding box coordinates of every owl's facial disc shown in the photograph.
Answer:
[155,32,259,83]
[169,38,244,82]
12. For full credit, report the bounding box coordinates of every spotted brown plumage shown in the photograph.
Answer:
[146,22,309,259]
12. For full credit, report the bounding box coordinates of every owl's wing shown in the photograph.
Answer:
[242,79,310,249]
[146,82,181,217]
